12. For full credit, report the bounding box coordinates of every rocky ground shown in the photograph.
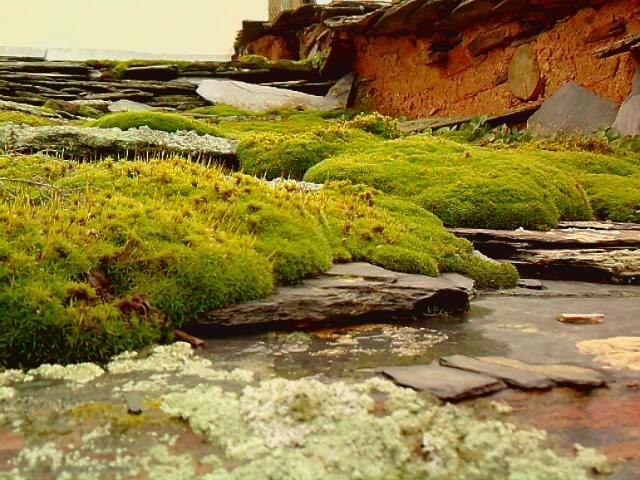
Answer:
[1,53,640,479]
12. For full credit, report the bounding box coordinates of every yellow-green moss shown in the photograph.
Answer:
[0,155,513,367]
[305,136,593,230]
[89,112,224,137]
[0,111,56,127]
[237,125,375,180]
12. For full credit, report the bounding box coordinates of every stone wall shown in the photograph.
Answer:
[353,0,640,119]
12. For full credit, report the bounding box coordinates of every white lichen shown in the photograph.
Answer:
[27,362,104,384]
[0,386,16,402]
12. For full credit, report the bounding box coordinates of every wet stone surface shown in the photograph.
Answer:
[0,280,638,478]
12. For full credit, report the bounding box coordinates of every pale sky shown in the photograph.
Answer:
[1,0,267,56]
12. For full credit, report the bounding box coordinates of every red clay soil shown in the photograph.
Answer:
[353,0,640,119]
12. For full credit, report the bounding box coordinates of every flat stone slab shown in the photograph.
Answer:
[557,313,605,325]
[450,225,640,250]
[192,263,472,330]
[528,82,619,136]
[450,225,640,284]
[0,125,238,164]
[514,249,640,285]
[479,356,606,388]
[196,79,340,113]
[382,364,507,401]
[577,337,640,372]
[440,355,555,390]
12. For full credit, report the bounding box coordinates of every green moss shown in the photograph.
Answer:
[0,156,511,367]
[345,112,403,139]
[0,111,55,127]
[580,174,640,222]
[305,137,592,230]
[237,125,374,180]
[89,112,224,137]
[189,104,258,117]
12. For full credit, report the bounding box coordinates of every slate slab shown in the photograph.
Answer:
[326,73,355,109]
[194,263,472,330]
[382,364,507,401]
[612,95,640,137]
[196,79,340,113]
[440,355,555,390]
[528,82,619,136]
[479,356,606,388]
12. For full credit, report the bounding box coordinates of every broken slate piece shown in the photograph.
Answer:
[527,82,619,136]
[558,313,605,324]
[612,95,640,137]
[381,364,507,401]
[440,355,555,390]
[479,357,606,388]
[123,392,144,415]
[518,279,545,290]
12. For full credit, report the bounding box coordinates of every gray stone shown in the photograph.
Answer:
[108,100,156,113]
[194,263,472,329]
[451,225,640,285]
[0,125,238,163]
[440,354,555,390]
[515,249,640,285]
[325,73,355,109]
[479,356,606,388]
[612,95,640,137]
[123,392,144,415]
[196,79,340,113]
[528,82,619,136]
[0,100,60,118]
[382,364,507,401]
[632,67,640,97]
[518,279,545,290]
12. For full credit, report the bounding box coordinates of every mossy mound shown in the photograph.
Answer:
[90,112,224,137]
[305,137,592,230]
[580,174,640,222]
[237,125,374,180]
[0,111,56,127]
[0,155,514,367]
[189,104,258,117]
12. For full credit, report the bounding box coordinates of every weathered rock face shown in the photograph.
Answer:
[235,0,639,120]
[352,0,639,119]
[189,263,473,332]
[0,125,238,165]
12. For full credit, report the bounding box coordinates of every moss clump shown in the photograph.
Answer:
[580,174,640,222]
[90,112,224,137]
[306,136,592,230]
[237,125,374,180]
[0,111,55,127]
[189,104,258,117]
[345,112,402,139]
[0,156,511,367]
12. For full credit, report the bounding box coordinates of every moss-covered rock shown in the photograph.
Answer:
[90,112,224,137]
[305,137,592,230]
[0,156,513,367]
[0,111,56,127]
